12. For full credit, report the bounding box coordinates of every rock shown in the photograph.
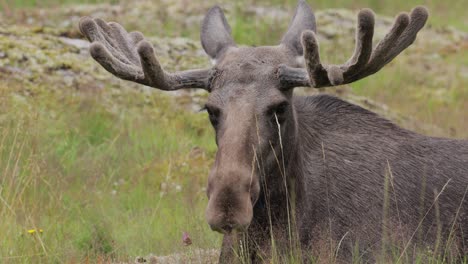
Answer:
[59,37,90,50]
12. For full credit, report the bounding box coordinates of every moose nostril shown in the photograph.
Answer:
[222,224,233,234]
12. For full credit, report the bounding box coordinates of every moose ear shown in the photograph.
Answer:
[201,6,236,60]
[281,0,316,56]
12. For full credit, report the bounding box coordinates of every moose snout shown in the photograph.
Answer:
[206,189,253,233]
[205,176,260,234]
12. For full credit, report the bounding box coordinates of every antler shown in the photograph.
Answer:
[79,17,212,91]
[278,6,428,89]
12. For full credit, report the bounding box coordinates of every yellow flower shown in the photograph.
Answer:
[27,229,43,234]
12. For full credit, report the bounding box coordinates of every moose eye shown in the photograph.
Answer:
[268,102,289,124]
[205,105,221,128]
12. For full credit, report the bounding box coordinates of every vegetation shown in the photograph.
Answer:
[5,0,468,31]
[0,0,467,263]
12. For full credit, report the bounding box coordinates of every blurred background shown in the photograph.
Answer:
[1,0,467,263]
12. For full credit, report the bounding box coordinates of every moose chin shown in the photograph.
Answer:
[80,1,467,263]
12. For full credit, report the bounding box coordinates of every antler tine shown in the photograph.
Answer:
[377,7,428,68]
[301,30,327,87]
[359,12,410,77]
[341,9,375,80]
[278,6,428,89]
[300,9,375,87]
[79,17,211,91]
[89,42,143,81]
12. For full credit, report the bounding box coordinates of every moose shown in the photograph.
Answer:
[79,0,468,262]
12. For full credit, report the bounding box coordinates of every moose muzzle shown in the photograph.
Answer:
[205,167,260,234]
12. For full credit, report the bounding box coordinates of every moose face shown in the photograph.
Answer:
[203,46,300,233]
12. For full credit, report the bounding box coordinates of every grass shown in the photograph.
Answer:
[3,0,112,7]
[0,0,467,262]
[0,87,220,262]
[4,0,468,31]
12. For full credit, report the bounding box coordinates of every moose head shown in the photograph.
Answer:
[79,0,428,235]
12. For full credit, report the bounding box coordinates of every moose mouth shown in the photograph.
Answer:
[205,178,258,234]
[209,220,250,234]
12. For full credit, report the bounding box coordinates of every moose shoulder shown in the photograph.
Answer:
[79,0,468,262]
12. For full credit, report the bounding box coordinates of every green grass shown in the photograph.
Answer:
[4,0,468,32]
[224,0,468,42]
[3,0,113,8]
[0,87,219,262]
[261,0,468,31]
